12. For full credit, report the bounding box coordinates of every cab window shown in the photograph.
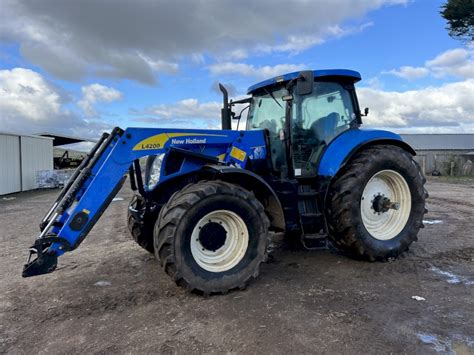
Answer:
[293,82,355,143]
[292,81,356,175]
[247,88,286,172]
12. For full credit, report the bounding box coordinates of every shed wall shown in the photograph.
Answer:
[0,134,21,195]
[20,136,53,190]
[413,150,474,176]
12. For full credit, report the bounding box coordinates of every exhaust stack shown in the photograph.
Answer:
[219,83,232,130]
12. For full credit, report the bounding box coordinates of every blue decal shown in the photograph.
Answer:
[250,145,266,159]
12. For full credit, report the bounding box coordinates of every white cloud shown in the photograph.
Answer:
[426,48,474,79]
[364,76,384,89]
[0,67,110,137]
[260,35,325,54]
[0,68,62,122]
[131,100,222,130]
[383,66,429,80]
[0,0,407,84]
[259,22,374,54]
[384,47,474,80]
[137,54,179,74]
[78,84,122,117]
[132,97,252,130]
[227,49,248,61]
[190,53,206,65]
[144,99,221,121]
[209,62,306,79]
[426,48,470,67]
[358,79,474,132]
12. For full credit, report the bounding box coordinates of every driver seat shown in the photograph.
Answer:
[310,112,340,142]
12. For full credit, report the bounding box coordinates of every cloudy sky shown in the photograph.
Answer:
[0,0,473,141]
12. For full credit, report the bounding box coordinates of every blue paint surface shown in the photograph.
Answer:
[49,127,267,256]
[247,69,361,94]
[317,129,404,177]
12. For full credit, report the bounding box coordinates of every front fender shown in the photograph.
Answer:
[202,165,285,231]
[318,129,415,177]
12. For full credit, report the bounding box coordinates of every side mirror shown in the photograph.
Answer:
[233,105,250,121]
[296,70,314,95]
[363,107,369,116]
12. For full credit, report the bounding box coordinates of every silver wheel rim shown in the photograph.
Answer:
[361,169,412,241]
[190,210,249,272]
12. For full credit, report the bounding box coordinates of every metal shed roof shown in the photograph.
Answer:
[0,131,54,140]
[400,134,474,150]
[36,132,96,146]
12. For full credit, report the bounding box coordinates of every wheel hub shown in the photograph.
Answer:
[360,169,412,241]
[372,194,400,213]
[190,210,249,272]
[198,222,227,251]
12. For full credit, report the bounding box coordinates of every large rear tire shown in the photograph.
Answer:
[154,180,270,294]
[327,145,427,261]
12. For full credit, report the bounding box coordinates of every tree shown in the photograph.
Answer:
[441,0,474,42]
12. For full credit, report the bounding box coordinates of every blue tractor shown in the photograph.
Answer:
[23,70,427,294]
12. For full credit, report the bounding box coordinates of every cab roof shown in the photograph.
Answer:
[247,69,361,94]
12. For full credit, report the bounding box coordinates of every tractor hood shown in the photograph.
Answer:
[247,69,361,94]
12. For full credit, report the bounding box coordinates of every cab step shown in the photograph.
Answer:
[300,232,329,250]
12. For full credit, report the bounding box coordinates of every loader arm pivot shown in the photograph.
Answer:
[23,126,263,277]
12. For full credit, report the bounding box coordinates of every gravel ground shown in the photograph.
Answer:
[0,179,473,354]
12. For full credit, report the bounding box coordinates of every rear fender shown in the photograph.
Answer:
[317,129,416,221]
[318,129,415,178]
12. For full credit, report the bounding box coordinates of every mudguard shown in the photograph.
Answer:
[202,165,285,231]
[318,129,416,177]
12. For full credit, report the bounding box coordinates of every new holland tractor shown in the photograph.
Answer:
[23,69,427,294]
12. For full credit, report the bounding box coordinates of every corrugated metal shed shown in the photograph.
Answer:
[0,132,54,195]
[20,136,54,190]
[0,133,21,195]
[400,134,474,151]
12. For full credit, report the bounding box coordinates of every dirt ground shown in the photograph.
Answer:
[1,179,473,354]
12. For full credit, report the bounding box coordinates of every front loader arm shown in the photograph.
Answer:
[22,126,253,277]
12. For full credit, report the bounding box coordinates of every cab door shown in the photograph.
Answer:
[291,81,357,177]
[246,88,287,175]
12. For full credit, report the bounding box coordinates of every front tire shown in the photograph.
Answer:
[154,180,270,294]
[127,196,155,254]
[327,145,427,261]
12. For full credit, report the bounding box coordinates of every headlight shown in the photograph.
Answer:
[146,153,165,189]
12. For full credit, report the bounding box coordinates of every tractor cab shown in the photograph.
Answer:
[245,70,362,178]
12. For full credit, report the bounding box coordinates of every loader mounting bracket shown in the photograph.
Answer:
[22,251,58,278]
[22,236,71,277]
